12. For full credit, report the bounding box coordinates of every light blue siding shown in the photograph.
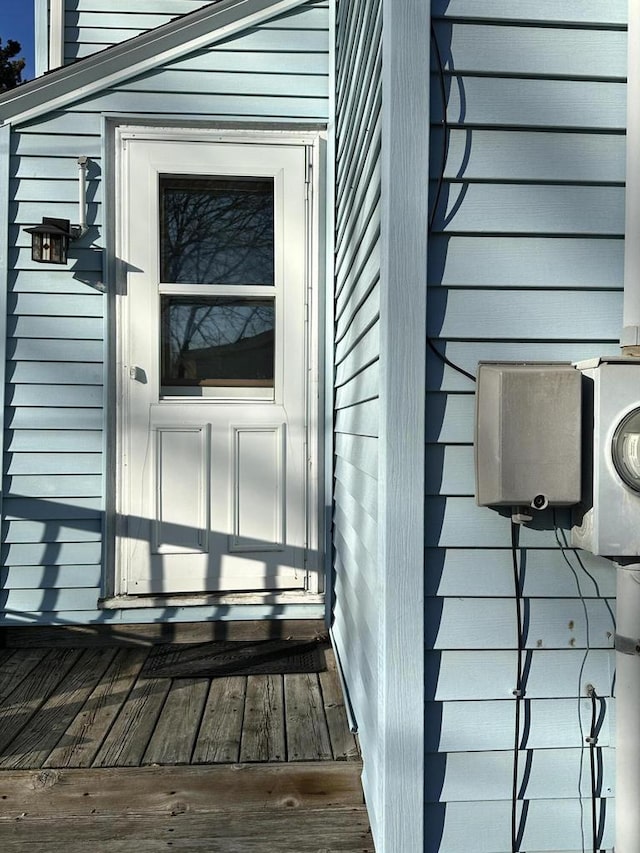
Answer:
[426,547,616,599]
[5,453,101,475]
[117,69,328,97]
[425,800,614,851]
[430,236,624,289]
[3,497,102,519]
[70,91,327,119]
[431,22,625,78]
[332,0,382,842]
[427,650,614,699]
[64,1,329,61]
[431,291,621,340]
[431,0,626,25]
[5,520,102,541]
[426,747,615,800]
[425,598,614,650]
[426,1,624,850]
[431,129,626,183]
[435,185,624,234]
[428,699,616,753]
[1,1,329,628]
[64,0,212,63]
[1,565,102,589]
[434,77,625,129]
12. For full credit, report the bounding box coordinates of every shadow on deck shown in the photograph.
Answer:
[0,622,374,852]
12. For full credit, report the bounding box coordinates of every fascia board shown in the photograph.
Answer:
[0,0,308,127]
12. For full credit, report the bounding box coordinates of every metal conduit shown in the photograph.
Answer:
[616,4,640,850]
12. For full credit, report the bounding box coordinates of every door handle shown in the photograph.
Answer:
[129,366,147,383]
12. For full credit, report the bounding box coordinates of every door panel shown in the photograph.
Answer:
[153,425,209,554]
[118,139,310,595]
[231,424,285,551]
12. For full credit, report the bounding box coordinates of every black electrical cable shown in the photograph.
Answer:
[510,519,525,853]
[587,686,599,853]
[553,515,603,853]
[427,28,477,389]
[556,524,615,626]
[427,338,476,383]
[429,21,449,232]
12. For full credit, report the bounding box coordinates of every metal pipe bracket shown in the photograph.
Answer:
[615,632,640,656]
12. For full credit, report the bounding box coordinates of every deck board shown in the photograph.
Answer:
[0,763,366,818]
[0,648,116,770]
[240,674,286,762]
[319,648,361,761]
[1,808,374,852]
[0,649,82,757]
[142,677,210,765]
[0,647,47,703]
[43,647,148,768]
[285,673,333,761]
[92,674,172,767]
[192,675,246,764]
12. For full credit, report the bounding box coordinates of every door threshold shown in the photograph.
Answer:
[99,591,324,609]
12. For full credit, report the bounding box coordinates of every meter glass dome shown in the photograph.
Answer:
[612,407,640,492]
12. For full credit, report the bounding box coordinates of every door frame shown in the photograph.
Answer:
[106,124,326,606]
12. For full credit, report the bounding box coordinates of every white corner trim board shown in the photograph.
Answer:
[623,0,640,346]
[378,0,429,850]
[49,0,65,71]
[0,124,9,523]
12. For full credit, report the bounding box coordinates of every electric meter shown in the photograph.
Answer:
[612,407,640,492]
[572,357,640,556]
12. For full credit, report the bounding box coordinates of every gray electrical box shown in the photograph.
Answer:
[572,357,640,556]
[475,362,582,508]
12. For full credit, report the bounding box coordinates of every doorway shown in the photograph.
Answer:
[114,131,320,597]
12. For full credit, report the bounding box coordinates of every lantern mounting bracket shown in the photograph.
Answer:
[23,156,90,264]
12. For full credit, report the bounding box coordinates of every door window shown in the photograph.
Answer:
[158,174,277,399]
[160,296,275,389]
[159,175,274,285]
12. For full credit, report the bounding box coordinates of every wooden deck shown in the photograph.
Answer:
[0,626,374,851]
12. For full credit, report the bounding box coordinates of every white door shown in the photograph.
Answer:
[117,137,313,595]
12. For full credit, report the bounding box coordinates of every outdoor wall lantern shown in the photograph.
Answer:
[24,156,89,265]
[25,217,74,264]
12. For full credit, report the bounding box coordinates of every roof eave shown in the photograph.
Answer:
[0,0,309,127]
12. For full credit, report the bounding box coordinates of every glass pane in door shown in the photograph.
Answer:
[160,175,274,285]
[161,296,275,388]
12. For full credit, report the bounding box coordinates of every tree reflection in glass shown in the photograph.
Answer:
[161,297,275,387]
[160,176,274,285]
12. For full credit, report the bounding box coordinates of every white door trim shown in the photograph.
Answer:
[112,125,324,602]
